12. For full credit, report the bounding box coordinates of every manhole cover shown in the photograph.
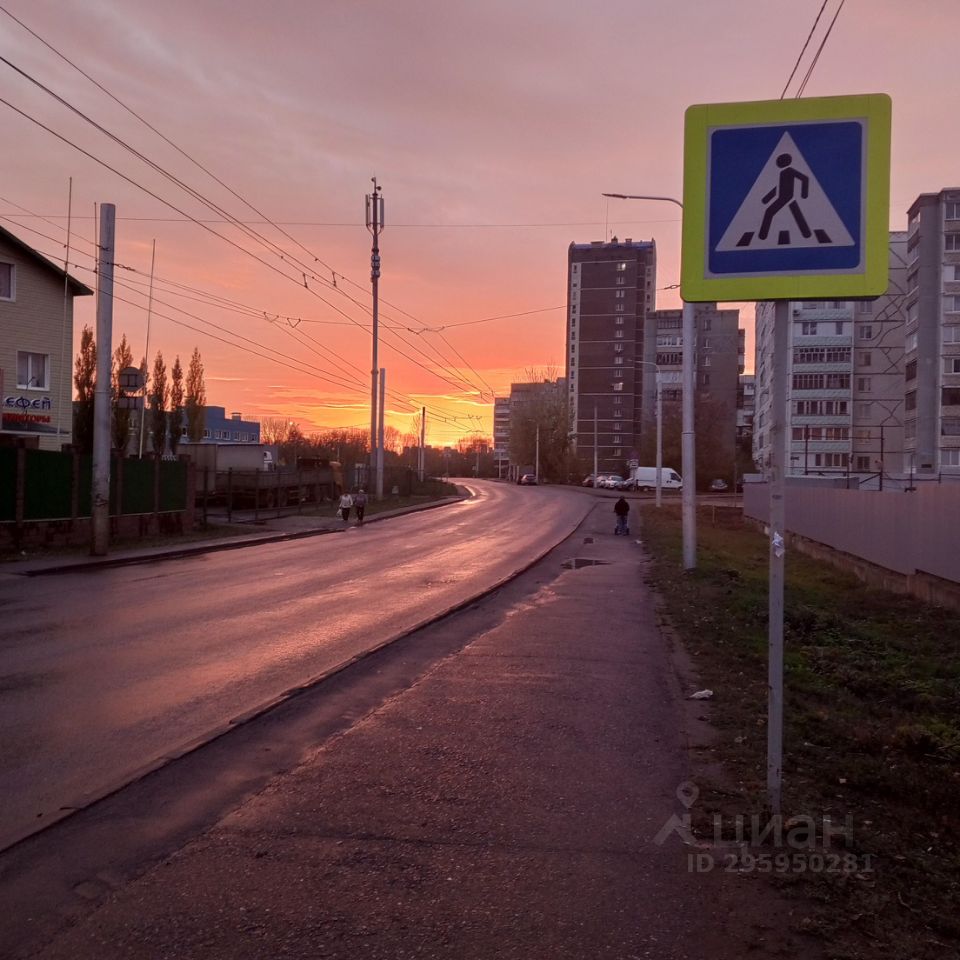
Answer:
[561,558,612,570]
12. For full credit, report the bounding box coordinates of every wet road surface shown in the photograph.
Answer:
[0,480,591,850]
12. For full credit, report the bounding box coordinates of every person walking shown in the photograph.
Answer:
[337,490,353,523]
[353,488,368,526]
[614,496,630,536]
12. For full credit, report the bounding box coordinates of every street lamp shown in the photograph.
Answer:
[602,193,696,568]
[635,360,663,507]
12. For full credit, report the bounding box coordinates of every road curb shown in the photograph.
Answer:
[0,497,596,855]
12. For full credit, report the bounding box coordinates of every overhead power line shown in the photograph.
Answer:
[780,0,830,98]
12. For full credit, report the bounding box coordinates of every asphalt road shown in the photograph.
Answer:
[0,480,591,851]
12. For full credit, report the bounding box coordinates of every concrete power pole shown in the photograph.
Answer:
[419,406,426,482]
[91,203,116,556]
[377,367,385,499]
[535,424,540,481]
[366,180,384,494]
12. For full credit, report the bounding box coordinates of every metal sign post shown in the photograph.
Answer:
[681,93,892,816]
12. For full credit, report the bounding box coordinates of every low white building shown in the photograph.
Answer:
[0,225,92,451]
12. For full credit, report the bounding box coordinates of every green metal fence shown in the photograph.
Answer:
[0,448,188,521]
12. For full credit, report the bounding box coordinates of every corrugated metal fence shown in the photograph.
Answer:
[743,482,960,585]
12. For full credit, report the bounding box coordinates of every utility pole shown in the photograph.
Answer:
[535,424,540,480]
[419,405,426,481]
[681,301,697,568]
[366,179,384,493]
[475,437,480,477]
[138,238,156,458]
[91,203,116,556]
[655,367,663,508]
[593,403,598,488]
[377,367,386,499]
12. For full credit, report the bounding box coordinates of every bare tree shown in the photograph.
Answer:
[260,417,292,445]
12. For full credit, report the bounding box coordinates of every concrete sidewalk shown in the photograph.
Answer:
[28,507,815,959]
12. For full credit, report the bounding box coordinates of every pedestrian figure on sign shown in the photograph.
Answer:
[614,496,630,536]
[338,490,353,523]
[758,153,811,241]
[354,488,368,526]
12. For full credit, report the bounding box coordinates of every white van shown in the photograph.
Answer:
[627,466,682,491]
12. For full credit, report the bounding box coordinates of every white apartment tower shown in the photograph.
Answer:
[753,233,907,480]
[904,189,960,479]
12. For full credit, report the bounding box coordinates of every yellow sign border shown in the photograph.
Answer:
[681,94,891,302]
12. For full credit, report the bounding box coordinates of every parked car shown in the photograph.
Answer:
[709,478,729,492]
[581,474,597,487]
[518,473,538,485]
[599,475,624,489]
[623,467,683,492]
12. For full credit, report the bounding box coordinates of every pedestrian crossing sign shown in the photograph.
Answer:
[681,94,891,302]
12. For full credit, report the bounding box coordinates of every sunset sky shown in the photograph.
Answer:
[2,0,958,446]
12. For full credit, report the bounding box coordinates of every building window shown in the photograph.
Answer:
[203,428,211,439]
[801,321,818,335]
[615,290,625,299]
[702,356,711,367]
[793,374,823,390]
[614,356,623,365]
[614,448,623,457]
[701,373,710,387]
[945,326,960,344]
[0,262,13,300]
[943,449,960,466]
[905,331,918,352]
[942,418,960,436]
[943,387,960,406]
[616,276,625,286]
[946,202,960,220]
[614,369,624,379]
[616,262,627,272]
[947,358,960,375]
[945,234,960,252]
[859,351,872,367]
[613,382,623,392]
[857,301,872,315]
[905,390,917,411]
[16,351,48,389]
[857,377,871,392]
[615,330,624,338]
[904,419,916,440]
[856,402,872,417]
[825,346,851,362]
[855,456,870,470]
[614,409,622,419]
[945,295,960,312]
[613,434,622,444]
[615,303,624,312]
[613,395,623,405]
[906,359,918,381]
[858,325,873,339]
[834,321,846,335]
[614,343,623,353]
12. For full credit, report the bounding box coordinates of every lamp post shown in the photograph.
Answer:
[602,193,696,568]
[635,360,663,507]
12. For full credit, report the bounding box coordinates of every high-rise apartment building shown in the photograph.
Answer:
[904,189,960,479]
[566,239,657,474]
[652,304,740,477]
[493,396,510,477]
[753,233,907,478]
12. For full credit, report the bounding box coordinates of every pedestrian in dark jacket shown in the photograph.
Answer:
[614,496,630,536]
[354,489,368,526]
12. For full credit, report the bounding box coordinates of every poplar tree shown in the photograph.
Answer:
[185,347,206,443]
[73,325,96,455]
[168,356,184,456]
[111,333,134,453]
[150,351,169,457]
